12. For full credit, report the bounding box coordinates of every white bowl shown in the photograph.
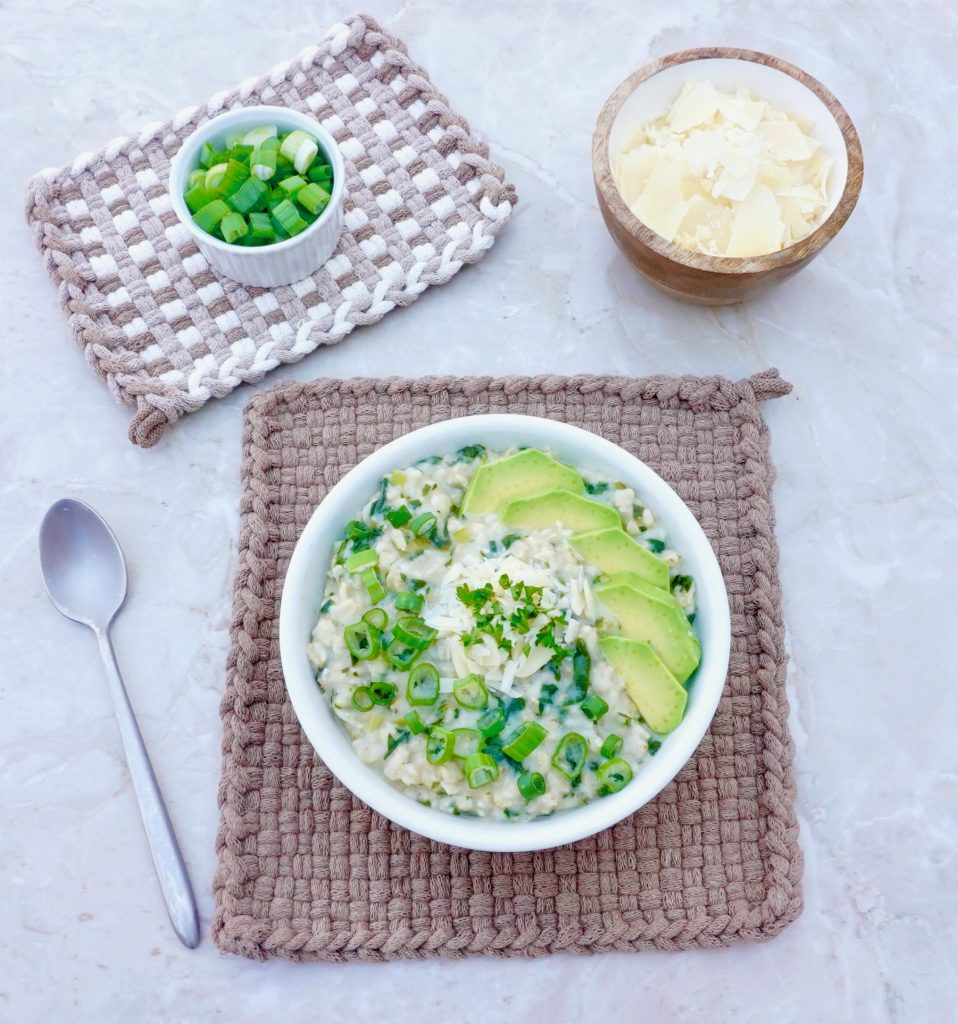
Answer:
[279,415,731,852]
[169,105,345,288]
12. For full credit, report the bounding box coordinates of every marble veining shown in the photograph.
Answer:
[2,0,956,1021]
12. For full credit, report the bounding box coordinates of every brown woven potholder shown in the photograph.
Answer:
[213,371,801,961]
[24,14,515,448]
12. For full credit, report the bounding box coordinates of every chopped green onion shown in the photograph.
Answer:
[344,548,378,573]
[250,147,277,181]
[648,738,661,755]
[229,143,254,162]
[220,212,248,244]
[359,567,385,604]
[199,141,217,169]
[384,636,421,670]
[278,174,308,198]
[187,168,207,190]
[596,757,633,794]
[552,732,588,780]
[384,728,411,759]
[386,506,413,527]
[409,512,436,536]
[308,162,333,184]
[392,616,437,650]
[351,686,374,712]
[369,680,396,706]
[502,722,548,761]
[600,734,623,759]
[403,710,426,735]
[184,185,215,213]
[566,640,590,704]
[647,539,666,554]
[297,182,331,215]
[344,620,381,661]
[426,727,454,765]
[453,674,489,710]
[406,662,440,706]
[271,198,308,237]
[362,607,388,630]
[451,728,483,760]
[477,706,506,738]
[227,175,268,214]
[463,752,498,789]
[243,125,277,148]
[581,693,609,721]
[192,199,230,234]
[517,771,546,801]
[279,129,320,174]
[225,131,244,149]
[248,211,275,241]
[394,591,424,613]
[213,159,249,197]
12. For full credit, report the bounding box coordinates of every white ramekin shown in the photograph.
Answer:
[168,105,344,288]
[279,415,732,853]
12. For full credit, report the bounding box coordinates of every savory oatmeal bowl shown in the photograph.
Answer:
[279,415,730,852]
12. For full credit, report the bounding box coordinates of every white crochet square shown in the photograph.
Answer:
[129,239,157,264]
[100,184,124,206]
[359,235,387,260]
[394,145,417,168]
[112,209,139,235]
[197,281,224,305]
[307,301,332,322]
[135,168,160,190]
[177,325,204,349]
[66,198,90,219]
[394,218,420,241]
[355,97,376,118]
[140,343,166,365]
[305,90,328,112]
[372,120,399,144]
[182,252,207,277]
[80,225,102,245]
[344,207,369,232]
[376,189,403,215]
[89,253,118,279]
[268,321,294,343]
[335,72,359,94]
[430,195,456,221]
[253,293,280,315]
[359,165,386,187]
[146,269,171,292]
[339,137,365,162]
[123,316,148,339]
[215,310,242,332]
[413,167,441,192]
[292,277,318,298]
[160,298,188,322]
[106,286,131,308]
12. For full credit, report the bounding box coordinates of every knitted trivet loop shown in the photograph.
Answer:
[212,370,802,962]
[25,13,516,447]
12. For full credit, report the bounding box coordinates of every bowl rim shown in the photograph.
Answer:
[591,47,864,275]
[278,413,732,853]
[168,104,345,258]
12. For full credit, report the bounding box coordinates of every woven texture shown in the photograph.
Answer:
[213,370,802,962]
[24,14,516,449]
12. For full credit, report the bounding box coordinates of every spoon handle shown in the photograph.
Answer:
[95,629,201,949]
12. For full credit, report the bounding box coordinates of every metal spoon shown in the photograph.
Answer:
[39,498,200,949]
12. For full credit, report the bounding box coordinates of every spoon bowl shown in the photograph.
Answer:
[40,499,127,629]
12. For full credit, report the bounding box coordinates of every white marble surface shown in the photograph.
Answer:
[2,0,956,1020]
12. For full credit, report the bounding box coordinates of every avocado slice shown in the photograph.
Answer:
[570,528,670,590]
[501,490,620,532]
[594,581,701,683]
[460,449,584,516]
[599,636,688,734]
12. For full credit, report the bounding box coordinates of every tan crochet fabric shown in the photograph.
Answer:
[213,370,801,961]
[24,14,515,448]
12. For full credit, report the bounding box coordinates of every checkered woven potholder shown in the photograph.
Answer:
[24,13,516,448]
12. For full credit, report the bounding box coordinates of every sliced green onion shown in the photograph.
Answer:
[280,129,320,174]
[248,211,275,241]
[596,757,633,794]
[199,141,217,169]
[351,686,374,712]
[344,620,381,661]
[308,163,333,184]
[251,147,277,181]
[362,607,388,630]
[297,182,331,215]
[406,662,440,706]
[451,728,483,760]
[463,752,498,789]
[581,693,609,721]
[386,505,412,527]
[502,722,547,761]
[477,706,506,738]
[278,174,308,198]
[384,636,421,670]
[227,175,268,214]
[271,198,308,237]
[393,616,437,651]
[453,674,489,710]
[404,710,426,735]
[426,727,454,765]
[344,548,378,573]
[229,144,254,163]
[394,591,424,613]
[552,732,588,780]
[566,640,590,704]
[359,567,385,604]
[600,734,623,759]
[369,680,397,706]
[214,159,249,197]
[184,185,215,213]
[187,168,207,190]
[225,131,245,149]
[243,125,277,148]
[220,212,248,244]
[409,512,436,536]
[517,771,546,801]
[192,199,230,234]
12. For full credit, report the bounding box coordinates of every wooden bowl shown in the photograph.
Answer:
[592,48,864,305]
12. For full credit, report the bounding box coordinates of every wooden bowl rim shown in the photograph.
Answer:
[591,47,864,275]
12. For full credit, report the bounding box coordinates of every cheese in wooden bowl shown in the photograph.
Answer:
[592,49,864,305]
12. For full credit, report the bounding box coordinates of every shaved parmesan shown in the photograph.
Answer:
[611,80,832,256]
